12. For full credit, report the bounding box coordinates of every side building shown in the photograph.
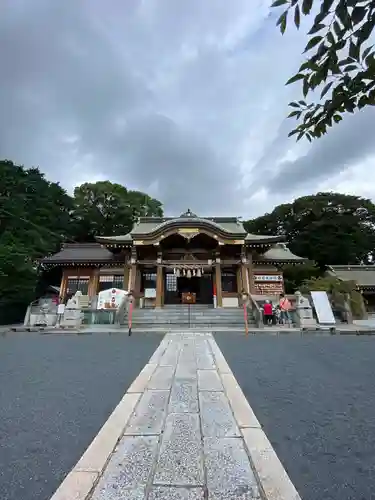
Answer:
[41,210,305,308]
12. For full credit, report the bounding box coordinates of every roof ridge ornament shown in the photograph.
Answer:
[180,208,197,218]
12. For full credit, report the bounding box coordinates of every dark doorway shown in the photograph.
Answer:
[164,273,213,304]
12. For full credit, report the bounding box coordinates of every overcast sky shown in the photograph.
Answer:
[1,0,375,219]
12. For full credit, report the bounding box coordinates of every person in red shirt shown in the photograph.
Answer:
[263,300,273,325]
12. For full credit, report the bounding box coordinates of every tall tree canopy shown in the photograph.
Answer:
[73,181,163,241]
[0,161,164,323]
[244,192,375,267]
[0,160,74,323]
[273,0,375,140]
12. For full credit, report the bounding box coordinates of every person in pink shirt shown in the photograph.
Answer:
[279,293,291,325]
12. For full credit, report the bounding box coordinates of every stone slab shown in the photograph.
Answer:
[199,391,240,438]
[154,413,204,486]
[179,345,197,365]
[148,366,175,390]
[50,471,98,500]
[197,369,223,391]
[148,487,205,500]
[204,437,261,500]
[76,392,141,472]
[242,428,302,500]
[124,390,169,435]
[221,373,261,429]
[175,362,197,379]
[169,378,199,413]
[159,344,181,366]
[127,364,157,393]
[196,351,216,370]
[149,339,171,364]
[207,339,232,374]
[91,436,158,500]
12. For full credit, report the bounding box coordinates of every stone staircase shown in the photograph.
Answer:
[131,304,255,329]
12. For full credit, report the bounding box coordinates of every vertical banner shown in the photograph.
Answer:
[213,282,217,308]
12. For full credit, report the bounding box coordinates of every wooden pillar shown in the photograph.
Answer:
[59,270,68,302]
[241,264,249,294]
[215,252,223,307]
[155,251,163,307]
[88,268,99,296]
[240,247,250,295]
[248,251,254,294]
[135,267,142,295]
[123,265,130,290]
[236,266,242,293]
[156,267,163,307]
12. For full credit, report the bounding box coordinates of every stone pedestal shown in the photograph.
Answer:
[61,292,83,328]
[61,308,82,328]
[294,291,317,329]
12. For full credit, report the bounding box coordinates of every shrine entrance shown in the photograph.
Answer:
[164,272,213,305]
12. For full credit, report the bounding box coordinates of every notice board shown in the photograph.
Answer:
[310,291,336,325]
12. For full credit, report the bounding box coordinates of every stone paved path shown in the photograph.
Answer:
[90,332,261,500]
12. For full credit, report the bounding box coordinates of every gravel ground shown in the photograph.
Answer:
[214,333,375,500]
[0,331,162,500]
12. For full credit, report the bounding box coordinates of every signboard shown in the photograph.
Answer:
[144,288,156,298]
[254,275,283,282]
[253,274,284,295]
[97,288,128,309]
[254,282,284,295]
[310,291,336,325]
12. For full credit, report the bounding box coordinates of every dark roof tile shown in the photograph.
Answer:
[41,243,114,264]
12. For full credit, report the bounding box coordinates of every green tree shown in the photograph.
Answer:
[72,181,163,241]
[282,262,323,293]
[244,192,375,267]
[0,160,74,323]
[273,0,375,140]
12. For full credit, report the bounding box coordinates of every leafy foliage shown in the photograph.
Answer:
[73,181,163,241]
[282,262,323,293]
[0,160,74,323]
[244,192,375,267]
[300,275,365,317]
[272,0,375,140]
[0,160,164,324]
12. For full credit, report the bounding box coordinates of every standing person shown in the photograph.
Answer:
[263,300,273,325]
[279,293,291,326]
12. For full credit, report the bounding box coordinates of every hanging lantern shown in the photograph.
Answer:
[187,269,191,279]
[192,269,196,277]
[173,268,176,275]
[176,268,180,277]
[182,269,186,277]
[196,268,201,277]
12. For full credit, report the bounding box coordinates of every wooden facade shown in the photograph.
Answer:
[41,210,305,307]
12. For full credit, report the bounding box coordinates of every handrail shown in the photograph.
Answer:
[248,294,264,329]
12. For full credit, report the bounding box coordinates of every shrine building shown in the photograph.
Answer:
[41,210,305,307]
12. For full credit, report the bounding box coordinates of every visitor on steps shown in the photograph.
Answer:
[279,293,291,326]
[263,300,273,325]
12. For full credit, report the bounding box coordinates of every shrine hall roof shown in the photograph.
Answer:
[259,243,306,262]
[41,243,114,265]
[328,265,375,288]
[95,212,284,244]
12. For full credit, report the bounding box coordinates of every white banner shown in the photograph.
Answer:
[310,291,336,325]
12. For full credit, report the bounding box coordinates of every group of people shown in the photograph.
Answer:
[262,293,292,326]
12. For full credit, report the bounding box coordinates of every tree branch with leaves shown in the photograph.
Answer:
[272,0,375,141]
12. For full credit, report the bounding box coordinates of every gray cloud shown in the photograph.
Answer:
[1,0,374,218]
[265,108,375,194]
